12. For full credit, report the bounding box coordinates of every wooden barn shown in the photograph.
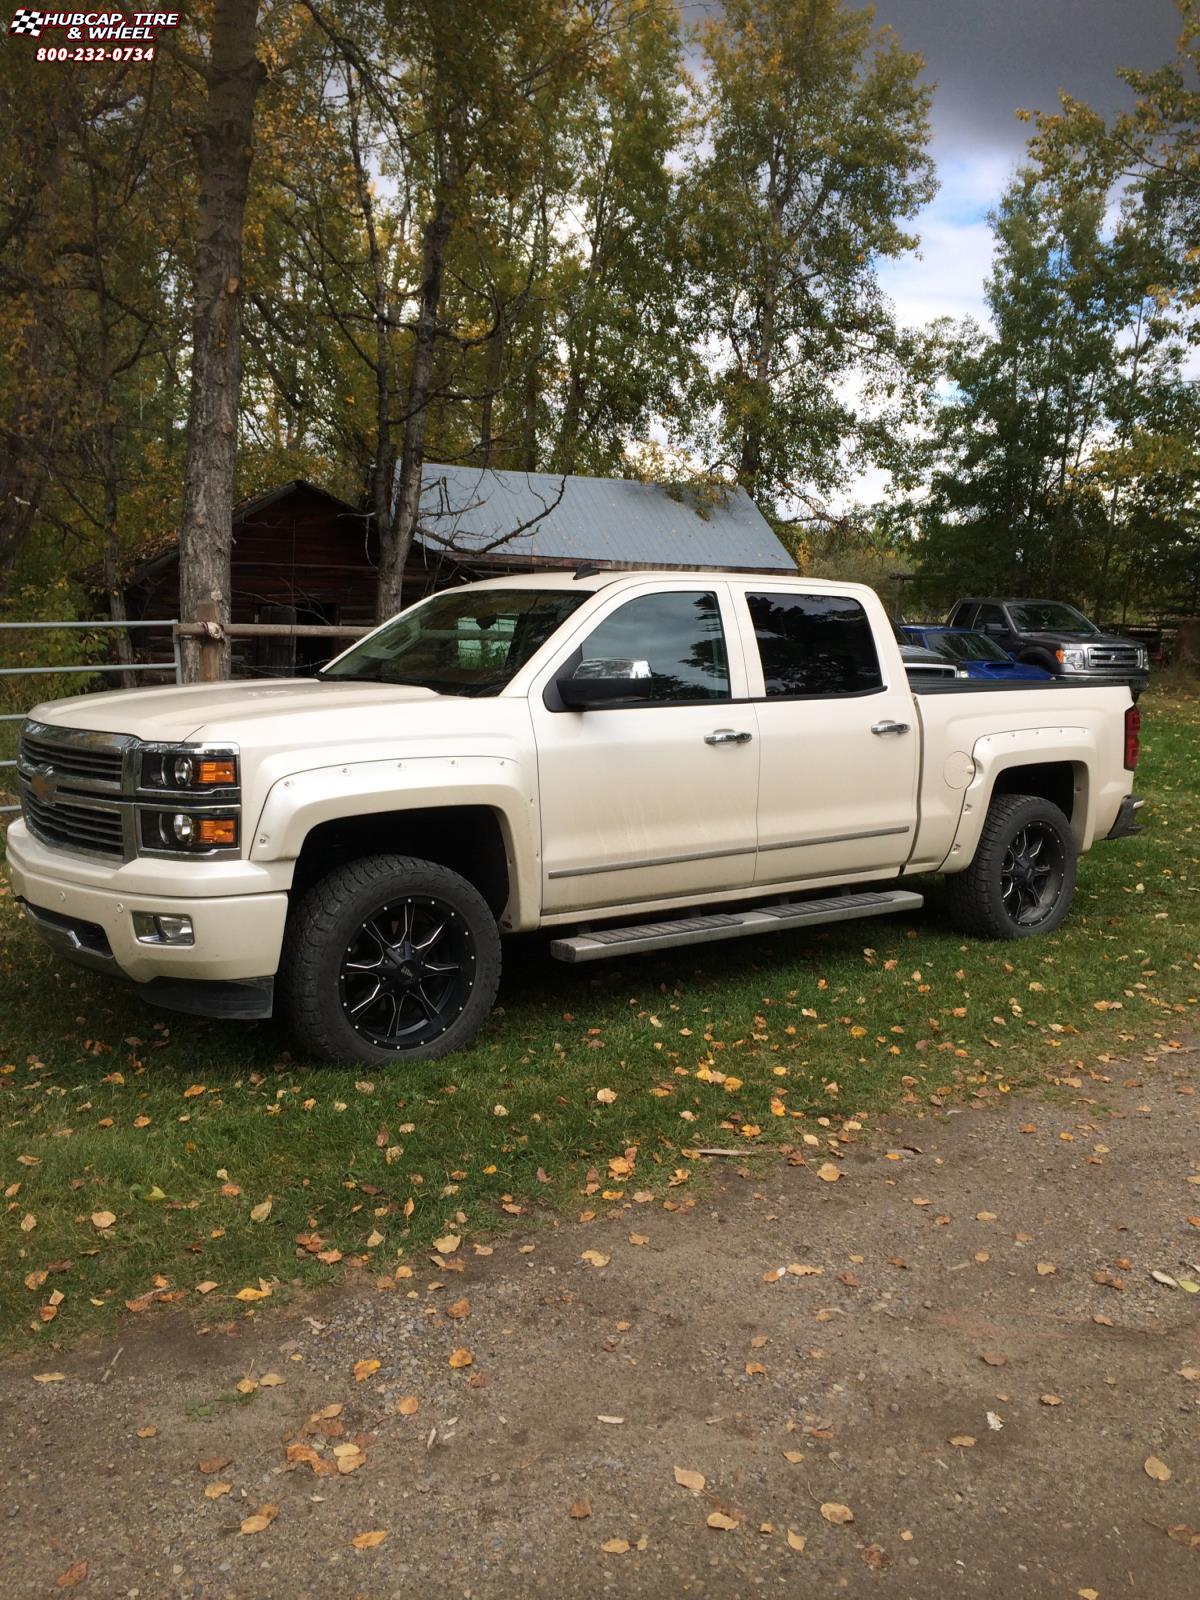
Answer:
[121,480,459,674]
[116,467,795,674]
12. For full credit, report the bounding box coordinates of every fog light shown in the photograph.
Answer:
[172,813,195,843]
[132,912,195,946]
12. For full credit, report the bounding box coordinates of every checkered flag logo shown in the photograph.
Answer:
[8,7,45,35]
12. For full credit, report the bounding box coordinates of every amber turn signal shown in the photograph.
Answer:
[196,817,238,847]
[197,758,237,785]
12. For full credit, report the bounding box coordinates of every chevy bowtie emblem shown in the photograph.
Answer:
[29,765,58,804]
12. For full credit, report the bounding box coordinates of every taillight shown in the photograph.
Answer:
[1123,705,1140,771]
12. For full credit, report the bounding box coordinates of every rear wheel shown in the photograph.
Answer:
[944,794,1076,940]
[282,854,501,1065]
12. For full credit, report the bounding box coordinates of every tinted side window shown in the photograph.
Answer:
[949,602,975,628]
[975,603,1007,630]
[747,592,883,697]
[579,591,730,702]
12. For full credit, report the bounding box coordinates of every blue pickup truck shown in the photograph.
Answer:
[899,625,1053,682]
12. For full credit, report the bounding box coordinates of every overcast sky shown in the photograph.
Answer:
[849,0,1186,328]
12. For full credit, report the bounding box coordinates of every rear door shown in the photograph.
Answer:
[530,583,760,914]
[730,586,919,886]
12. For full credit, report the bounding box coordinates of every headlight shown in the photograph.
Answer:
[139,810,239,853]
[140,744,238,792]
[1057,647,1089,672]
[134,742,241,856]
[1137,647,1149,669]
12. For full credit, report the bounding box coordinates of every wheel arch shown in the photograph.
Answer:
[943,736,1096,873]
[250,759,541,930]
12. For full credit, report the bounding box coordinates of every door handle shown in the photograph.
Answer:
[871,720,910,736]
[705,728,753,746]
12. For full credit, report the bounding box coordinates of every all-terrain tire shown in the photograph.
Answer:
[943,794,1077,940]
[281,854,501,1065]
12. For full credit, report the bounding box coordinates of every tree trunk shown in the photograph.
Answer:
[345,65,396,590]
[177,0,266,680]
[377,170,455,621]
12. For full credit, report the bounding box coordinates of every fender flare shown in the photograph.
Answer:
[248,756,541,930]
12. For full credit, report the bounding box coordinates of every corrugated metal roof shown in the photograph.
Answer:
[413,464,796,572]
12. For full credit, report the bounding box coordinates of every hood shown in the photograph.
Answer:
[1019,629,1130,649]
[31,678,443,744]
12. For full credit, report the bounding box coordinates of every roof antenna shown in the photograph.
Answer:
[573,562,601,580]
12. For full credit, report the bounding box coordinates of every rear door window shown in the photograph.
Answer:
[746,592,883,697]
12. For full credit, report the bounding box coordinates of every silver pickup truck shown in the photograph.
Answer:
[7,571,1143,1064]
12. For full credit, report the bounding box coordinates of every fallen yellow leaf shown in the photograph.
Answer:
[816,1162,841,1182]
[820,1503,854,1525]
[240,1503,279,1535]
[351,1530,388,1549]
[1145,1455,1172,1482]
[673,1465,705,1493]
[706,1511,739,1531]
[396,1395,420,1416]
[786,1529,807,1552]
[91,1210,116,1230]
[448,1347,473,1369]
[353,1358,381,1382]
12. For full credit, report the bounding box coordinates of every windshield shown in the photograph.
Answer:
[925,630,1011,663]
[1007,601,1098,635]
[320,588,588,695]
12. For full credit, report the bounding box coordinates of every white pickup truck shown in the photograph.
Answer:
[7,571,1143,1065]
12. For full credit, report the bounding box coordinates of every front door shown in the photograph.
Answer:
[729,586,919,886]
[530,585,759,915]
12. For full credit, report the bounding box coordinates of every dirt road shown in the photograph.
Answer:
[4,1045,1199,1599]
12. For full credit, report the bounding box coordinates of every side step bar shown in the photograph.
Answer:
[550,889,924,964]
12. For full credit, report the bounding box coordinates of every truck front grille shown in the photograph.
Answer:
[18,722,133,790]
[20,783,127,859]
[1089,646,1140,669]
[17,722,134,860]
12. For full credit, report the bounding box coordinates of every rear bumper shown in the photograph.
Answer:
[1104,794,1144,841]
[5,819,287,1008]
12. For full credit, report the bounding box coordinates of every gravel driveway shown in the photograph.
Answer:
[4,1041,1199,1599]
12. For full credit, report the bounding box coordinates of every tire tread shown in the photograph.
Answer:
[281,853,501,1065]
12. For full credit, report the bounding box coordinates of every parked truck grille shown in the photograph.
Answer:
[17,722,135,860]
[20,783,126,858]
[1089,646,1139,668]
[19,722,131,790]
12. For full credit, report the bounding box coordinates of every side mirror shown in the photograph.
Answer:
[557,657,653,710]
[982,621,1006,636]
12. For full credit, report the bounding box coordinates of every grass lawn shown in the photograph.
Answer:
[1,685,1197,1351]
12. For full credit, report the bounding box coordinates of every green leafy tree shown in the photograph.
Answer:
[679,0,935,519]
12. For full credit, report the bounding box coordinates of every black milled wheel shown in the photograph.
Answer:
[943,794,1077,940]
[281,854,501,1065]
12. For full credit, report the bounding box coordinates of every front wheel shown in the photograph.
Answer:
[281,854,502,1065]
[943,794,1077,940]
